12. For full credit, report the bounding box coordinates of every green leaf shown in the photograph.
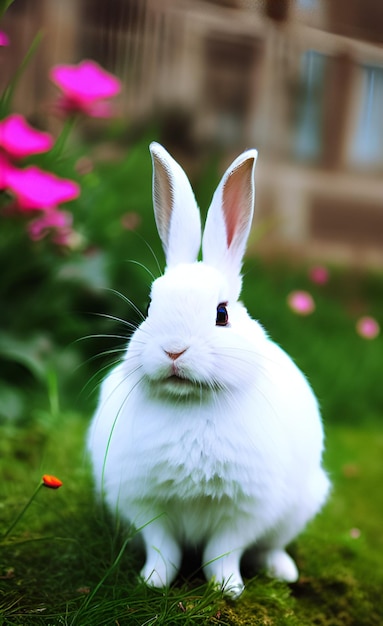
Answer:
[0,333,51,382]
[0,382,24,420]
[0,0,15,18]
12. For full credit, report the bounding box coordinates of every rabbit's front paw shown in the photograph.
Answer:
[262,549,299,583]
[209,574,245,599]
[140,530,181,590]
[203,541,245,598]
[141,565,168,590]
[221,576,245,599]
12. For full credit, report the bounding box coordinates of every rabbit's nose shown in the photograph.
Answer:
[165,348,188,361]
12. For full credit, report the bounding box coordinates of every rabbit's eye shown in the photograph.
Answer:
[216,303,229,326]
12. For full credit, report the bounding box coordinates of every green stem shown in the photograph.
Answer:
[78,535,132,614]
[48,116,77,160]
[1,482,43,541]
[47,368,60,417]
[0,31,43,117]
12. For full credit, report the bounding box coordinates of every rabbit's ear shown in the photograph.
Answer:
[202,149,257,284]
[150,142,201,268]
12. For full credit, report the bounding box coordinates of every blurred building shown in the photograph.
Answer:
[2,0,383,266]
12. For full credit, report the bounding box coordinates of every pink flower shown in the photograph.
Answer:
[121,212,141,231]
[356,316,380,340]
[309,265,329,285]
[28,209,73,245]
[5,165,80,210]
[0,31,10,46]
[0,114,53,159]
[0,114,79,247]
[49,60,121,117]
[0,153,12,189]
[287,290,315,316]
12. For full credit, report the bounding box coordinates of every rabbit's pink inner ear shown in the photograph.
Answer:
[152,156,174,250]
[222,159,254,249]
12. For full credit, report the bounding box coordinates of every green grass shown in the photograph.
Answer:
[1,260,382,625]
[1,414,382,624]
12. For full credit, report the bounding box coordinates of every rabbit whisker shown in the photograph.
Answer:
[220,345,285,369]
[84,347,127,366]
[126,259,157,284]
[104,287,147,322]
[79,357,125,401]
[91,312,140,332]
[219,349,288,389]
[100,368,146,493]
[126,231,163,278]
[75,333,131,343]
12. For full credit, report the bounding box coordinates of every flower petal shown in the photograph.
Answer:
[0,114,53,159]
[0,31,10,46]
[42,474,63,489]
[50,60,121,107]
[5,166,80,210]
[85,100,116,118]
[0,154,14,189]
[356,316,380,339]
[308,265,329,285]
[287,290,316,315]
[28,209,73,241]
[0,30,10,46]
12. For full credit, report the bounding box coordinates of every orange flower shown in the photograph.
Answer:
[42,474,63,489]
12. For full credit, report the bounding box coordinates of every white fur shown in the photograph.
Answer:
[87,144,330,597]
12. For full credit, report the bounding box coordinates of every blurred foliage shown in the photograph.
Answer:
[0,0,13,19]
[0,31,42,118]
[0,129,160,419]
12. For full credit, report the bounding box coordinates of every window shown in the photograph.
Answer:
[349,64,383,168]
[294,50,326,163]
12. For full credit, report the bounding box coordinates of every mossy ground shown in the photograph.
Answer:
[1,417,382,625]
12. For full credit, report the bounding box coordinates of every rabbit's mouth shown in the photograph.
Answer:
[165,374,196,392]
[167,374,187,382]
[151,373,206,399]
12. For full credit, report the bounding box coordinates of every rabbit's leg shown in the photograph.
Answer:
[202,534,244,597]
[253,503,309,582]
[254,471,330,583]
[255,548,299,582]
[253,513,301,583]
[140,520,181,588]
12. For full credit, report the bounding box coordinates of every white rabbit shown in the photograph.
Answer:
[87,142,330,597]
